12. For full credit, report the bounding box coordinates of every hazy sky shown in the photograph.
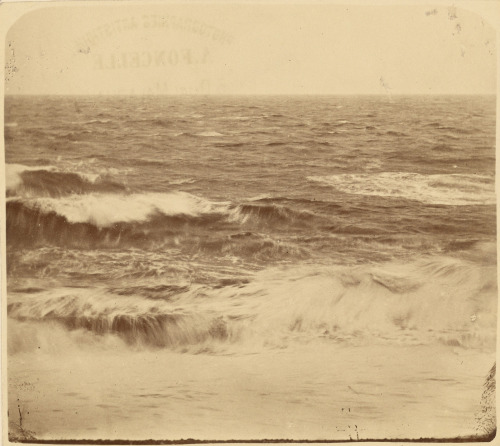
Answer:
[4,2,498,95]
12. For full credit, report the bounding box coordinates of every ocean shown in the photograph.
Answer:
[5,95,497,440]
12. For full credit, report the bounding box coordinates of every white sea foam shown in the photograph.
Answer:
[196,131,224,137]
[8,255,496,350]
[25,192,229,227]
[168,178,196,185]
[214,116,251,121]
[308,172,496,205]
[84,119,112,125]
[248,193,272,201]
[59,160,130,180]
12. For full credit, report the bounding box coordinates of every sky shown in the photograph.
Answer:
[3,2,498,95]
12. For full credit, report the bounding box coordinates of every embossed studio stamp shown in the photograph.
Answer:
[70,12,233,94]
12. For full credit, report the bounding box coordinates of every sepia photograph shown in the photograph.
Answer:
[2,1,498,443]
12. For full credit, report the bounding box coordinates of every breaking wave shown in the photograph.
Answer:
[6,163,127,198]
[6,192,232,249]
[9,192,228,227]
[7,288,233,352]
[6,194,324,253]
[229,203,322,227]
[8,255,497,353]
[196,131,224,137]
[308,172,496,205]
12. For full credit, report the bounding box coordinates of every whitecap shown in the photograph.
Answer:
[169,178,196,185]
[308,172,496,206]
[196,131,224,137]
[23,192,230,227]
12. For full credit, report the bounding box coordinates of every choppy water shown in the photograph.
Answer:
[5,95,497,440]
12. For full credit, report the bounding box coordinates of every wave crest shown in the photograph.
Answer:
[7,255,497,352]
[6,163,126,198]
[8,287,234,352]
[308,172,496,205]
[11,192,228,227]
[230,203,321,226]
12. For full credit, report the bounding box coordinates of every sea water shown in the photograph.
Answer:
[5,95,497,440]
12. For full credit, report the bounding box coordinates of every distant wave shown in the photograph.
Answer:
[431,144,456,153]
[423,122,476,135]
[6,163,126,198]
[196,234,308,261]
[229,203,322,227]
[213,142,246,148]
[173,131,224,138]
[440,133,461,140]
[83,118,112,125]
[196,131,224,137]
[308,172,496,206]
[384,130,409,137]
[168,178,196,185]
[8,255,497,352]
[265,141,287,147]
[214,116,251,121]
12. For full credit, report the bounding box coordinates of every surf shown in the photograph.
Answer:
[308,172,496,206]
[7,255,497,353]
